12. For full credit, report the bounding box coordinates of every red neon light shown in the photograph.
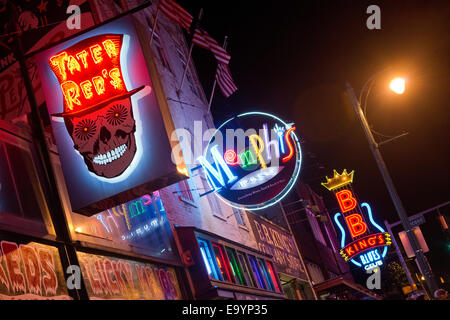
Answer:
[224,149,239,166]
[345,213,368,238]
[342,232,389,259]
[212,243,233,283]
[89,44,103,64]
[282,126,296,163]
[336,189,357,213]
[48,34,127,116]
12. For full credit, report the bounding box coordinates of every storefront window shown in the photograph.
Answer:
[70,191,177,263]
[0,133,54,237]
[257,257,275,291]
[236,251,256,288]
[76,251,182,300]
[248,254,267,289]
[211,242,234,283]
[0,233,69,299]
[225,247,245,285]
[266,260,282,292]
[198,238,220,281]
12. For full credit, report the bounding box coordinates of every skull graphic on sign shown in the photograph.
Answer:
[49,34,144,178]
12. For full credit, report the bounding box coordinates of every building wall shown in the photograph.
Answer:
[129,3,258,249]
[282,182,352,283]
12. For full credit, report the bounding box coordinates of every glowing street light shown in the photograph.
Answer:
[389,77,406,94]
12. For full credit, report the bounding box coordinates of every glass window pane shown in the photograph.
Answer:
[0,139,53,236]
[211,242,234,283]
[71,192,177,262]
[237,252,255,287]
[248,254,266,289]
[198,238,220,280]
[225,247,245,285]
[257,258,275,291]
[266,260,282,292]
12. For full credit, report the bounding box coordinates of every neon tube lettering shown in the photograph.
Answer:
[282,126,296,163]
[336,189,357,213]
[197,145,237,190]
[263,123,280,161]
[61,81,81,110]
[249,134,267,169]
[345,213,368,238]
[50,52,68,80]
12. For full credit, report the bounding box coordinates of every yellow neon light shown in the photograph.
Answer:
[321,169,355,191]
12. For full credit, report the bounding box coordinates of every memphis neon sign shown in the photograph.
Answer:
[322,170,391,270]
[194,112,302,210]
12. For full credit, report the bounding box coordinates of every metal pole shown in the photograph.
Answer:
[279,203,318,300]
[207,36,228,112]
[346,82,439,297]
[384,220,416,291]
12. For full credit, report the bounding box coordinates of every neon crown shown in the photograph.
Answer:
[321,169,354,191]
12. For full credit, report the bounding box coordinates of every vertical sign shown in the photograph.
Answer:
[36,15,187,215]
[322,169,391,270]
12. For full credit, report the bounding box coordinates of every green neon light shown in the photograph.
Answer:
[239,149,257,168]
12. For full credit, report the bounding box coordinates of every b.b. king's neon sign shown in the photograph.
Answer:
[322,170,391,270]
[194,112,302,210]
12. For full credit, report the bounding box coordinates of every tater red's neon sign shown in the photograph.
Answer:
[49,35,125,113]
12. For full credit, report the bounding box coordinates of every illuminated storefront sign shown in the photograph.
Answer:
[72,192,178,262]
[36,16,186,215]
[194,112,302,210]
[322,170,391,270]
[77,251,182,300]
[0,237,70,300]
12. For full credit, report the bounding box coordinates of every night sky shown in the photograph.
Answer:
[183,0,449,224]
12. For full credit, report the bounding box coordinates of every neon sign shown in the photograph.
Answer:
[48,34,144,179]
[194,112,302,210]
[322,170,391,270]
[36,16,186,215]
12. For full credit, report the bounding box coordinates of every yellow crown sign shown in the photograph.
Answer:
[321,169,354,191]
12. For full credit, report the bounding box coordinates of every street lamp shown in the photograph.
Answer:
[345,74,439,297]
[389,77,406,95]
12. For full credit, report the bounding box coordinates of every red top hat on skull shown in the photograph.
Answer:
[49,33,144,117]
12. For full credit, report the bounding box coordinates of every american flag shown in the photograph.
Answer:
[215,63,237,98]
[158,0,193,32]
[193,29,231,65]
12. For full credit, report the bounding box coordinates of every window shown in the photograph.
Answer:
[147,18,172,72]
[0,137,53,236]
[265,260,282,293]
[225,247,246,285]
[176,48,199,97]
[211,242,234,283]
[198,238,221,280]
[237,251,256,287]
[306,262,325,284]
[306,208,327,246]
[233,208,247,227]
[248,254,267,289]
[257,257,275,291]
[176,179,195,204]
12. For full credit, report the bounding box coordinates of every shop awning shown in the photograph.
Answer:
[313,276,382,300]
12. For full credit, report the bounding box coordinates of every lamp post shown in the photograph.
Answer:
[345,77,439,297]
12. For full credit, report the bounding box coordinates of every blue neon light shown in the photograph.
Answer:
[200,111,302,211]
[361,202,385,233]
[334,212,346,249]
[361,202,388,259]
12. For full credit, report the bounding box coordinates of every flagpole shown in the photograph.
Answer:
[149,6,160,46]
[207,36,228,112]
[177,8,203,94]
